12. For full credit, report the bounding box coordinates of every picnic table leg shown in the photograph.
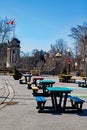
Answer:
[54,94,58,110]
[33,79,38,86]
[28,77,31,82]
[50,93,59,110]
[79,103,83,110]
[25,77,27,83]
[34,79,37,86]
[59,93,63,107]
[43,85,47,94]
[50,93,55,108]
[50,84,53,87]
[62,93,68,112]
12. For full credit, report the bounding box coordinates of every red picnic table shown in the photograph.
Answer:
[33,77,44,86]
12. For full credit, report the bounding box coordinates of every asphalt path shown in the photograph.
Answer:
[0,75,87,130]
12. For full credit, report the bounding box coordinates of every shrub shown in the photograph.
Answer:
[13,67,22,80]
[61,66,67,74]
[76,71,81,76]
[80,72,86,77]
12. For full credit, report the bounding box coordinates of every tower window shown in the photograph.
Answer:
[13,50,15,53]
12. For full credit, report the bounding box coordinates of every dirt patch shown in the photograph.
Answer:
[4,101,18,105]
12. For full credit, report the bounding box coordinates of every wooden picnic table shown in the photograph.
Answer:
[61,75,72,82]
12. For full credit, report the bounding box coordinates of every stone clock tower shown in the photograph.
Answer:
[6,38,20,68]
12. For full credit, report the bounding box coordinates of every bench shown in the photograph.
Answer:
[59,78,64,82]
[32,86,39,95]
[27,82,33,89]
[69,95,85,112]
[78,82,86,87]
[76,80,86,87]
[35,96,47,111]
[19,78,24,84]
[69,78,76,83]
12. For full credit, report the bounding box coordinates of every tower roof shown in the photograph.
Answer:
[8,38,20,47]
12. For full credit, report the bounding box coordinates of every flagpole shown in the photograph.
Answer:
[13,19,15,38]
[13,24,15,38]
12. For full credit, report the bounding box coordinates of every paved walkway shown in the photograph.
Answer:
[0,75,87,130]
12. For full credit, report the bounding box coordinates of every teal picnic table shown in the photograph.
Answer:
[39,79,55,94]
[47,87,72,112]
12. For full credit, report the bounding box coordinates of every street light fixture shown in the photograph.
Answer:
[55,52,62,57]
[67,48,71,75]
[75,62,77,71]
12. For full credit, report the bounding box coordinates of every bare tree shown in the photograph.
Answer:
[0,17,15,68]
[0,17,15,43]
[69,23,87,55]
[0,43,7,68]
[69,22,87,71]
[49,38,68,57]
[48,39,70,74]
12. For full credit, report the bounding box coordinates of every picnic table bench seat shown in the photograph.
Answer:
[75,80,86,87]
[78,82,87,87]
[68,78,76,83]
[59,77,64,82]
[32,86,39,95]
[69,95,85,112]
[19,78,25,84]
[35,96,47,112]
[27,81,33,89]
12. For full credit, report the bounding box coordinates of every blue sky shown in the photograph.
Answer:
[0,0,87,53]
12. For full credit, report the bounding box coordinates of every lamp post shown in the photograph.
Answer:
[75,62,77,71]
[55,52,62,75]
[85,46,87,77]
[85,58,87,77]
[67,48,71,75]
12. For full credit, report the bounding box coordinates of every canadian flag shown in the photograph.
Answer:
[6,20,14,25]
